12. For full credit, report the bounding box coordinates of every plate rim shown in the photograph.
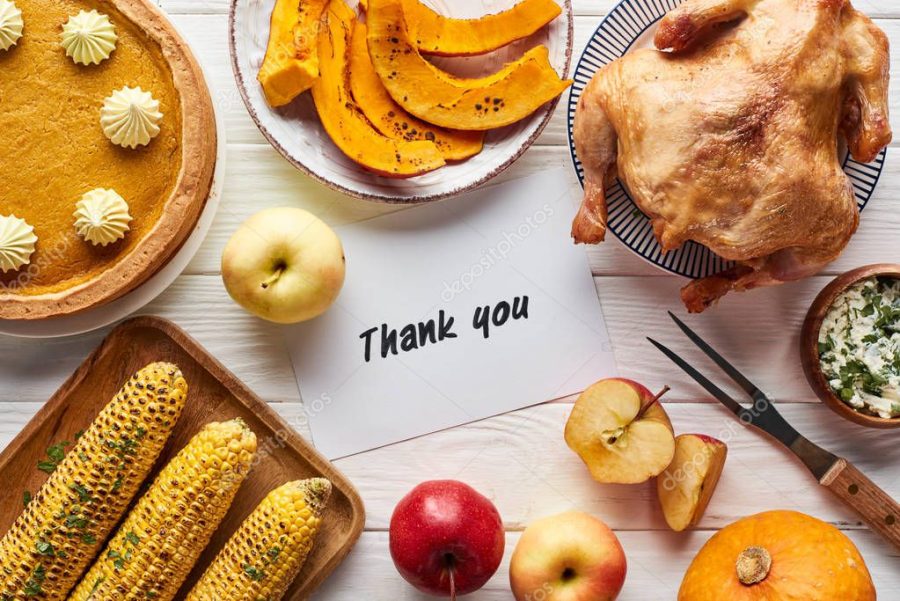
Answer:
[228,0,575,205]
[565,0,888,279]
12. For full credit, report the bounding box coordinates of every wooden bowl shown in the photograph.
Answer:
[801,264,900,429]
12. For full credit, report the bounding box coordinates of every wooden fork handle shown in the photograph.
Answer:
[820,458,900,552]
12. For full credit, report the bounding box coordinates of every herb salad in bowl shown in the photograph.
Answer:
[802,265,900,428]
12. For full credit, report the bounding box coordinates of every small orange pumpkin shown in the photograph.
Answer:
[679,510,876,601]
[311,0,445,178]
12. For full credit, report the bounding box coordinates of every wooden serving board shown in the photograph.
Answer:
[0,316,365,600]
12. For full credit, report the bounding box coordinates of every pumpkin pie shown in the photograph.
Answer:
[0,0,216,320]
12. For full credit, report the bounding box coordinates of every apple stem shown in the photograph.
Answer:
[260,265,285,290]
[449,569,456,601]
[637,385,671,418]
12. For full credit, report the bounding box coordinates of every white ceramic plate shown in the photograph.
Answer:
[0,85,226,339]
[229,0,573,203]
[567,0,887,279]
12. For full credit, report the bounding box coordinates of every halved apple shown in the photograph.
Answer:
[565,379,675,484]
[349,22,484,161]
[311,0,445,178]
[366,0,572,131]
[657,434,728,532]
[360,0,563,57]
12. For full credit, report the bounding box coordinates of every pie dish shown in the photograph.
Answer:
[0,0,217,320]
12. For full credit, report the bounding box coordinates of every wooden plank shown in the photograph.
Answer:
[323,531,900,599]
[171,15,900,147]
[4,273,900,404]
[316,530,899,600]
[158,0,900,19]
[3,401,899,532]
[183,144,900,277]
[0,276,304,406]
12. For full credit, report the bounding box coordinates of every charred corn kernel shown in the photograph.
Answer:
[0,363,187,601]
[69,419,257,601]
[186,478,332,601]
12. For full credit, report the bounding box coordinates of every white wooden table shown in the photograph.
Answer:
[2,0,900,598]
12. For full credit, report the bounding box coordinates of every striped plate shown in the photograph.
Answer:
[566,0,887,279]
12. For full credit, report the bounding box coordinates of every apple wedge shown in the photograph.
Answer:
[565,379,675,484]
[657,434,728,532]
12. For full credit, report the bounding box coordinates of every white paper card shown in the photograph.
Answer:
[285,168,616,459]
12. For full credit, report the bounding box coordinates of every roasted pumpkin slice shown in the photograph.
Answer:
[366,0,572,131]
[258,0,329,107]
[360,0,562,57]
[349,23,484,161]
[312,0,445,178]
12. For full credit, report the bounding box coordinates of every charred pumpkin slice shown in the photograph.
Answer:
[366,0,572,131]
[258,0,329,107]
[312,0,445,178]
[349,23,484,161]
[359,0,562,57]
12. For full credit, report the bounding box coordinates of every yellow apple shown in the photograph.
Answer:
[565,379,675,484]
[657,434,727,531]
[510,511,626,601]
[222,207,345,324]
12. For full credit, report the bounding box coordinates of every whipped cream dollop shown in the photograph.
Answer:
[100,86,163,149]
[0,0,23,51]
[0,214,37,272]
[73,188,132,246]
[61,10,117,65]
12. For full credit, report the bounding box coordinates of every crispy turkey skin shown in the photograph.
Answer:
[573,0,891,312]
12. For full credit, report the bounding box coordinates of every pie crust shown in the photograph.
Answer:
[0,0,216,320]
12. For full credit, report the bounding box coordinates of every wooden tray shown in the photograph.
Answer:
[0,316,365,599]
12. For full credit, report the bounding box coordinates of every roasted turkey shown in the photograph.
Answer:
[572,0,891,312]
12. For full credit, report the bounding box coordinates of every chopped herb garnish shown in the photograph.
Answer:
[125,531,140,546]
[243,564,266,582]
[23,564,45,597]
[37,461,58,475]
[35,541,55,556]
[70,483,92,503]
[23,491,32,507]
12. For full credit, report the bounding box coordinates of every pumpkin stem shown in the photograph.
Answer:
[736,546,772,585]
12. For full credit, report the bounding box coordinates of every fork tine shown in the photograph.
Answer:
[667,311,766,401]
[646,338,746,416]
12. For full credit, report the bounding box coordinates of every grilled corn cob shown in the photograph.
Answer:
[69,419,257,601]
[185,478,332,601]
[0,362,188,601]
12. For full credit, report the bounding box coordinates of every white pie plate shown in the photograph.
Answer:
[0,71,226,339]
[229,0,574,203]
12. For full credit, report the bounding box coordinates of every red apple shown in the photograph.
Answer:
[389,480,505,598]
[510,511,626,601]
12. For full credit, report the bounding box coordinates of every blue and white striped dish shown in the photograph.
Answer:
[566,0,888,279]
